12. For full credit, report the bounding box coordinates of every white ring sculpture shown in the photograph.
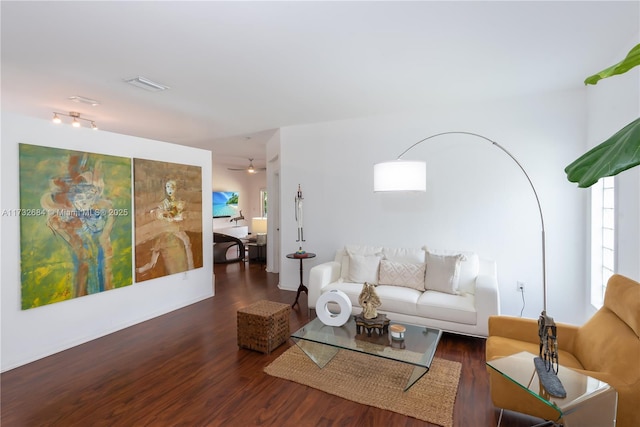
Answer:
[315,290,352,326]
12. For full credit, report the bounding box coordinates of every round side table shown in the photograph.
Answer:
[286,252,316,309]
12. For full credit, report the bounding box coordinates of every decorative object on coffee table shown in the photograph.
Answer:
[358,282,381,319]
[354,313,390,337]
[237,300,291,354]
[315,289,352,326]
[389,324,406,341]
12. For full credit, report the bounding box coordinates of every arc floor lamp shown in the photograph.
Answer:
[374,131,562,387]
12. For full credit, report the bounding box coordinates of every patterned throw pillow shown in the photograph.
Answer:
[378,259,426,291]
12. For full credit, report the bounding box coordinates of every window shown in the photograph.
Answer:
[590,176,615,308]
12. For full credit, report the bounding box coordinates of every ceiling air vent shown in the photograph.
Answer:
[124,76,170,92]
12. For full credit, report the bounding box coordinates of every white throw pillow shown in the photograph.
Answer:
[340,245,384,280]
[423,247,479,294]
[378,259,425,291]
[424,252,463,294]
[347,253,382,284]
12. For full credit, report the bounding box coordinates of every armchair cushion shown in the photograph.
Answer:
[604,275,640,336]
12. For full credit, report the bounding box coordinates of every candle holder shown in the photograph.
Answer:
[389,324,406,340]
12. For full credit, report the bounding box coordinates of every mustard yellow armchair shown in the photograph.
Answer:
[486,274,640,427]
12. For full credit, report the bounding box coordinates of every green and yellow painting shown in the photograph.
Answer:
[18,143,133,309]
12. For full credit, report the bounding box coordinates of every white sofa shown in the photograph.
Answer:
[308,245,500,337]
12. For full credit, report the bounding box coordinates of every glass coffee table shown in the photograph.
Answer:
[290,316,442,391]
[487,351,617,426]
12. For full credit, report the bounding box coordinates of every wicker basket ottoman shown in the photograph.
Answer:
[237,300,291,354]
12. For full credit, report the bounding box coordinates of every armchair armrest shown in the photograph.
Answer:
[308,261,341,307]
[488,315,579,352]
[489,316,539,343]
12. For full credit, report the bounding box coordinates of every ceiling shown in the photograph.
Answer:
[2,1,638,168]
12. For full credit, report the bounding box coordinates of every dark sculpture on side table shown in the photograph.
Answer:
[534,311,566,398]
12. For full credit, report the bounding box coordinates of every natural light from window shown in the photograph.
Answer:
[591,176,615,308]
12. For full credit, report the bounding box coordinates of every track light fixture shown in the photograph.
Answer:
[52,111,98,130]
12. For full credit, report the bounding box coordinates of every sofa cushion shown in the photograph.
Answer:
[416,291,477,325]
[347,253,382,284]
[381,247,425,263]
[375,285,422,316]
[378,259,425,291]
[424,247,479,294]
[424,252,463,294]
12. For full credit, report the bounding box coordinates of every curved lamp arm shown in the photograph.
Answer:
[374,131,547,312]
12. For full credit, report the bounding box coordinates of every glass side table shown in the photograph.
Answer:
[487,351,617,426]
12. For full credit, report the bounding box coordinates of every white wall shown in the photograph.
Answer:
[585,35,640,314]
[266,130,282,274]
[277,89,589,324]
[1,113,214,371]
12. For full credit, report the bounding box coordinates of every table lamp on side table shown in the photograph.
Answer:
[252,217,267,244]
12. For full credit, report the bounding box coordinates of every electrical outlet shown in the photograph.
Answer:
[517,281,525,292]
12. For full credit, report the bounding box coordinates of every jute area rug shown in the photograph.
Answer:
[264,345,461,427]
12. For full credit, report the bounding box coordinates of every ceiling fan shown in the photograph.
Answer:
[227,158,266,174]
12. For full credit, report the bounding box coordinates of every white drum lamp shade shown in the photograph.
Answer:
[251,217,268,234]
[373,160,427,192]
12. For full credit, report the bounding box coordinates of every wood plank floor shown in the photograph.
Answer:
[1,262,543,426]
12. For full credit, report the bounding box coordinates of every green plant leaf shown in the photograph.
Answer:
[565,118,640,188]
[584,43,640,85]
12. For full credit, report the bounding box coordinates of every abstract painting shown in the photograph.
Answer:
[18,143,133,309]
[133,159,203,282]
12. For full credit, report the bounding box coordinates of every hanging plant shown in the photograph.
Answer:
[565,43,640,188]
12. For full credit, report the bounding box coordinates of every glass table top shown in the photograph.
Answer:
[290,316,442,391]
[486,351,615,418]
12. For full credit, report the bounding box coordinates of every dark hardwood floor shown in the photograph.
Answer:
[1,262,543,426]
